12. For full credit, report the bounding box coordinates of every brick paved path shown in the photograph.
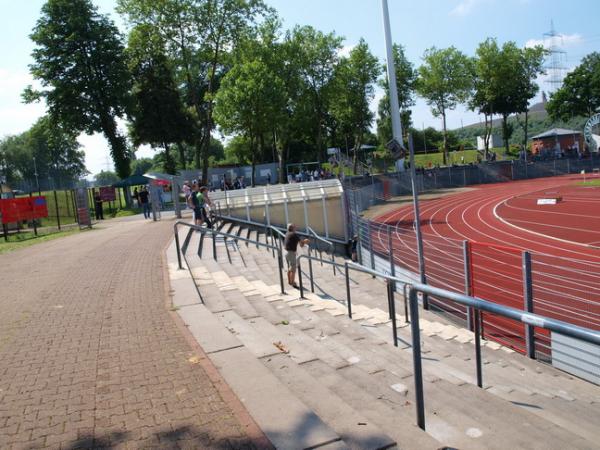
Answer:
[0,217,266,449]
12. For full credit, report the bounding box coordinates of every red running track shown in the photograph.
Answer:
[371,174,600,355]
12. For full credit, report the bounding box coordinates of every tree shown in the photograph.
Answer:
[289,26,343,162]
[25,0,132,179]
[118,0,270,182]
[471,39,545,155]
[94,170,120,186]
[0,116,87,187]
[214,58,286,185]
[130,157,154,175]
[127,24,193,174]
[514,46,546,148]
[547,52,600,121]
[331,39,381,174]
[377,44,416,148]
[416,47,473,164]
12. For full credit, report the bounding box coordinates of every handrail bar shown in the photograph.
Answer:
[408,281,600,345]
[307,226,334,253]
[174,220,286,294]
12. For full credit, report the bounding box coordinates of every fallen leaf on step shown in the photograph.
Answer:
[273,341,289,353]
[280,320,289,325]
[188,356,201,364]
[357,422,367,426]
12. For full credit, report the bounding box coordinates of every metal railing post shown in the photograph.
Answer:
[403,284,410,323]
[174,223,183,269]
[298,259,305,299]
[345,262,352,318]
[463,240,473,331]
[278,248,285,295]
[523,251,536,359]
[212,231,217,260]
[389,281,398,347]
[367,220,375,274]
[409,288,426,430]
[308,247,315,293]
[474,306,483,388]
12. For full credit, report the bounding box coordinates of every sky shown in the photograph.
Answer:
[1,0,599,176]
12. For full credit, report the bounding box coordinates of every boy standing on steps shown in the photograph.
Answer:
[284,223,309,289]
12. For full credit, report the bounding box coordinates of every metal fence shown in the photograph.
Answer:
[346,158,600,383]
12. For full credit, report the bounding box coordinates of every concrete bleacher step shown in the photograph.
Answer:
[178,220,600,449]
[263,353,397,450]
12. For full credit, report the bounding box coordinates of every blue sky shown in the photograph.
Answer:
[1,0,599,175]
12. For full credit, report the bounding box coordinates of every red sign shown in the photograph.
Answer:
[0,197,48,224]
[99,186,116,201]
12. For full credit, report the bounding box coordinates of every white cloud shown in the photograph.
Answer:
[525,33,583,49]
[450,0,488,17]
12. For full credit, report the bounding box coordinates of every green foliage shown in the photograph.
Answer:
[0,116,86,185]
[331,39,381,173]
[547,52,600,121]
[416,47,474,163]
[377,44,416,147]
[26,0,132,178]
[130,157,154,176]
[94,170,120,186]
[117,0,271,181]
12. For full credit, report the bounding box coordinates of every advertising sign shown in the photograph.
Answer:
[75,188,92,228]
[99,186,116,202]
[0,196,48,224]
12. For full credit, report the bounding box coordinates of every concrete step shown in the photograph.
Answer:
[263,353,397,450]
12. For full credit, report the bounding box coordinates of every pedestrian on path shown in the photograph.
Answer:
[198,186,213,229]
[94,191,104,220]
[139,186,151,219]
[284,223,309,289]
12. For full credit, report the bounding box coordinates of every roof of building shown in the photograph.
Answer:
[531,128,581,139]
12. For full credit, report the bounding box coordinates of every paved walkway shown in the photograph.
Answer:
[0,216,268,449]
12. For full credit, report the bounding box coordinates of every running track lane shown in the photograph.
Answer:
[371,174,600,355]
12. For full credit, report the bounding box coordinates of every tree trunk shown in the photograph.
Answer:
[502,114,510,155]
[177,142,187,170]
[484,113,491,160]
[163,143,176,175]
[522,110,529,148]
[100,114,130,179]
[441,110,448,166]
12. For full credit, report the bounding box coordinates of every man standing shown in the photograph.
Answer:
[138,186,150,219]
[284,223,309,288]
[93,191,104,220]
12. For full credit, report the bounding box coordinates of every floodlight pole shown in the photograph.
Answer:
[382,1,428,308]
[382,0,403,143]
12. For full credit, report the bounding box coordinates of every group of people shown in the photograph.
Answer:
[183,181,213,229]
[287,168,335,184]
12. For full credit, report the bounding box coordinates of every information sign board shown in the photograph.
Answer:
[99,186,116,201]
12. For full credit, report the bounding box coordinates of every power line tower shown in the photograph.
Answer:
[543,20,567,93]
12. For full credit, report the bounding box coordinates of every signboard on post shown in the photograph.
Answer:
[99,186,116,202]
[0,197,48,224]
[75,188,92,229]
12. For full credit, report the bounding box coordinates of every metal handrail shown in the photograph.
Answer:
[173,220,286,294]
[299,258,600,432]
[307,226,336,276]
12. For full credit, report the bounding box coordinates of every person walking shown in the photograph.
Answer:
[284,223,309,288]
[132,187,139,208]
[198,186,213,228]
[138,186,151,219]
[190,183,203,227]
[93,191,104,220]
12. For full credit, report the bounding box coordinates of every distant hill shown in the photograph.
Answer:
[454,102,587,147]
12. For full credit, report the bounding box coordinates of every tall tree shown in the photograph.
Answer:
[289,26,343,162]
[117,0,270,182]
[416,47,473,164]
[514,45,546,148]
[331,39,381,174]
[25,0,132,178]
[0,116,87,186]
[547,52,600,121]
[377,44,416,148]
[127,24,192,174]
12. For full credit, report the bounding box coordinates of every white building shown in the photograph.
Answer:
[477,135,502,150]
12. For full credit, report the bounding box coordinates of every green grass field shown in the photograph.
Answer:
[578,178,600,186]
